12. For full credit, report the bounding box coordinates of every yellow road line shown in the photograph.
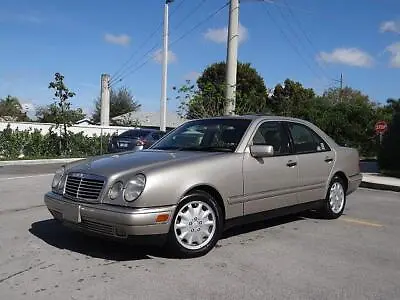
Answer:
[341,217,384,228]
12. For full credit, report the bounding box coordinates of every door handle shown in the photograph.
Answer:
[286,160,297,167]
[324,157,334,163]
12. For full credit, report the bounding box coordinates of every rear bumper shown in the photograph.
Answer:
[44,192,175,243]
[347,173,362,195]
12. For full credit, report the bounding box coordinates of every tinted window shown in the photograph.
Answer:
[151,132,160,140]
[252,122,291,155]
[119,130,151,139]
[151,118,252,152]
[287,123,330,154]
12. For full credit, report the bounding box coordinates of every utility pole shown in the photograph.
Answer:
[224,0,239,116]
[100,74,110,126]
[160,1,170,132]
[340,73,343,91]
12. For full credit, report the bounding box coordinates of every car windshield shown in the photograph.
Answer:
[118,130,151,139]
[150,118,252,152]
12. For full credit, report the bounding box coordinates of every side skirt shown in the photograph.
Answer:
[223,200,324,231]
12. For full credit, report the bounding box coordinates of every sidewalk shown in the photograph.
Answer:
[0,158,84,166]
[361,173,400,192]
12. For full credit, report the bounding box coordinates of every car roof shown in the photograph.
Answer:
[190,114,308,123]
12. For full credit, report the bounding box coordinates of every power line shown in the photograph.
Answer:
[261,5,325,81]
[112,2,229,86]
[170,1,228,45]
[272,3,331,81]
[110,1,187,84]
[172,0,208,29]
[281,0,319,57]
[110,22,162,82]
[170,0,187,16]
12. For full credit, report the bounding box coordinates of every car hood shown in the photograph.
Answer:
[65,150,220,178]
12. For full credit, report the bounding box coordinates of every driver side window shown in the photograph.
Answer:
[252,121,291,156]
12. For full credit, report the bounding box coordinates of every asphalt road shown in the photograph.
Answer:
[0,165,399,300]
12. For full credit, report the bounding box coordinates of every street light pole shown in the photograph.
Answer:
[224,0,239,115]
[160,1,170,131]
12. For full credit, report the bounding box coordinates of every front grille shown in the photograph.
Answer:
[64,173,105,202]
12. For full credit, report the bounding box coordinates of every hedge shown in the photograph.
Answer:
[0,124,111,160]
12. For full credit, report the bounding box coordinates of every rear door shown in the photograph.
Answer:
[285,121,335,203]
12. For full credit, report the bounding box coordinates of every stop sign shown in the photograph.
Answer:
[375,121,388,134]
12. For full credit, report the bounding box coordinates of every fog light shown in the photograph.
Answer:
[156,214,169,223]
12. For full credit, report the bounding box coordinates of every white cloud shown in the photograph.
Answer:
[153,49,177,64]
[204,23,248,44]
[380,20,400,34]
[316,48,374,68]
[184,71,201,81]
[104,33,131,46]
[386,42,400,68]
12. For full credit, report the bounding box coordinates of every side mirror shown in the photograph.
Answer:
[250,145,274,158]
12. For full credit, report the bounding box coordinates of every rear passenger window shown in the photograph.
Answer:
[287,123,330,154]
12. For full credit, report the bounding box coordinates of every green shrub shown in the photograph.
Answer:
[0,125,111,160]
[378,112,400,177]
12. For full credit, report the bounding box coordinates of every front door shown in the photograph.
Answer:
[285,122,335,203]
[242,121,299,215]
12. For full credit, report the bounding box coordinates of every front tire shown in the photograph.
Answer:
[166,190,223,258]
[320,176,347,219]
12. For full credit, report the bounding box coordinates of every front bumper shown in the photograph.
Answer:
[44,192,176,241]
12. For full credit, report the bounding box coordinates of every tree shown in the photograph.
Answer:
[92,86,141,124]
[175,61,271,119]
[385,98,400,114]
[269,79,316,117]
[35,103,85,124]
[315,87,381,156]
[47,72,77,154]
[378,112,400,176]
[0,95,29,121]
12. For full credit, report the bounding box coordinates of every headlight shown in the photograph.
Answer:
[109,181,123,200]
[52,167,65,190]
[124,174,146,202]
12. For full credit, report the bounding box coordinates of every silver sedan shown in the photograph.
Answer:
[44,115,362,257]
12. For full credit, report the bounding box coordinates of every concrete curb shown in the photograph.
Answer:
[360,181,400,192]
[0,158,85,166]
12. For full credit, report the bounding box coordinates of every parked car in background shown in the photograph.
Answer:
[107,129,165,153]
[44,115,362,258]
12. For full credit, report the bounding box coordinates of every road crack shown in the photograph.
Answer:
[0,261,45,284]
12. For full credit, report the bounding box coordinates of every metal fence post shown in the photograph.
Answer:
[100,128,103,155]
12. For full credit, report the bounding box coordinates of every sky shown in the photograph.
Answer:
[0,0,399,119]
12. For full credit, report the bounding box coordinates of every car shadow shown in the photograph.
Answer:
[29,219,167,261]
[30,212,326,260]
[221,213,306,240]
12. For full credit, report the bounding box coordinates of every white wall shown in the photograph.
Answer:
[0,121,138,136]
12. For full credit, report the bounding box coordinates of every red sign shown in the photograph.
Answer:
[375,121,388,134]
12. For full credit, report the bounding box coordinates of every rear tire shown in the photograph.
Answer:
[166,190,223,258]
[319,176,347,219]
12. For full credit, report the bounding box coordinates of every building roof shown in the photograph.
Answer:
[112,110,187,128]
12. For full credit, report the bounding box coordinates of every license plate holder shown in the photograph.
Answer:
[118,142,128,148]
[63,204,81,223]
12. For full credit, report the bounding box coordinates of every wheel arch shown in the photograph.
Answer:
[331,171,349,192]
[181,184,226,222]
